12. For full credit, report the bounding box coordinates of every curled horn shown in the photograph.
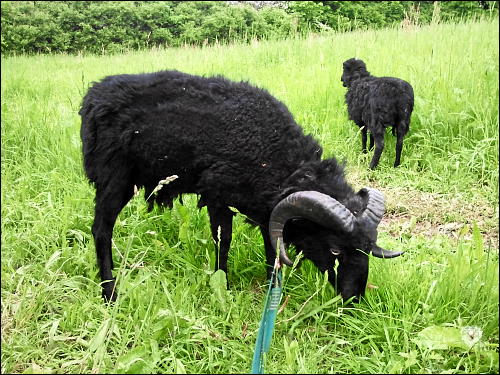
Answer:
[359,188,385,228]
[269,191,355,266]
[359,188,404,259]
[370,244,404,259]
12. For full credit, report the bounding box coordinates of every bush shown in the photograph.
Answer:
[0,1,497,55]
[287,1,498,33]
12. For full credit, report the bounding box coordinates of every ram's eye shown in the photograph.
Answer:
[330,249,341,256]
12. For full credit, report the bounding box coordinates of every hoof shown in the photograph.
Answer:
[101,279,117,303]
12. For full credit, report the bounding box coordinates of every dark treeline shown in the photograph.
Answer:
[1,1,497,55]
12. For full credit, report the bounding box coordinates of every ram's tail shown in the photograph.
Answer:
[79,92,101,184]
[79,85,120,185]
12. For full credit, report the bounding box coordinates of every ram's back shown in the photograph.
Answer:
[79,70,321,212]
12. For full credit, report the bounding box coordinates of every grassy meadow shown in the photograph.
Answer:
[1,18,499,374]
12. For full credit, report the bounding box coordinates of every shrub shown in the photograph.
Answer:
[0,1,497,55]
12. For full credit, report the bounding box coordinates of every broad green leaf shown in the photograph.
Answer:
[48,319,60,344]
[45,250,61,270]
[115,346,153,374]
[21,362,54,374]
[150,339,161,365]
[209,269,228,305]
[471,222,484,260]
[175,358,186,374]
[283,337,299,367]
[176,204,189,221]
[178,221,189,245]
[88,318,111,353]
[387,359,404,374]
[399,350,418,368]
[413,325,483,351]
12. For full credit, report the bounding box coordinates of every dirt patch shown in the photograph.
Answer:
[344,166,498,247]
[1,292,21,350]
[377,186,499,248]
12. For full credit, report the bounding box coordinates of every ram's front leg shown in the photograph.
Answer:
[260,226,279,280]
[207,204,234,287]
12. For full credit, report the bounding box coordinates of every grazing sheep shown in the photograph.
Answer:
[341,58,414,169]
[80,69,403,303]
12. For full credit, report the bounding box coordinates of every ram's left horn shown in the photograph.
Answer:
[269,191,355,266]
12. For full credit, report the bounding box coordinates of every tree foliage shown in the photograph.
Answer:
[0,1,295,54]
[0,1,497,55]
[288,1,497,32]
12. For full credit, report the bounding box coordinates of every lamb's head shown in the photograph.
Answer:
[341,58,370,87]
[269,188,402,302]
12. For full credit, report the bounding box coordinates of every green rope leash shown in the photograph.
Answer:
[251,259,283,374]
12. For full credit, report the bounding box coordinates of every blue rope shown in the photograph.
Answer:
[251,262,283,374]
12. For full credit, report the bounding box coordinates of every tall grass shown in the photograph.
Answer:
[2,19,498,374]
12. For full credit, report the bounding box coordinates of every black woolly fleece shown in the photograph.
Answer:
[80,70,358,226]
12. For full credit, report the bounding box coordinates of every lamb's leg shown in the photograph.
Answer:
[361,127,368,153]
[207,205,234,278]
[260,226,276,280]
[394,125,405,167]
[92,177,134,302]
[369,130,385,170]
[369,133,374,151]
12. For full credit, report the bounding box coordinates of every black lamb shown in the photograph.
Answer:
[341,58,414,169]
[79,69,403,303]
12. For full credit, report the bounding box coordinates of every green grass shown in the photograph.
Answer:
[1,18,499,374]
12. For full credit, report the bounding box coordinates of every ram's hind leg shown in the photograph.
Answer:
[92,173,134,302]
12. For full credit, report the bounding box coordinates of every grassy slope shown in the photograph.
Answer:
[1,19,498,374]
